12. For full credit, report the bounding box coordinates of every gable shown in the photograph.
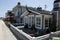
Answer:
[21,10,40,17]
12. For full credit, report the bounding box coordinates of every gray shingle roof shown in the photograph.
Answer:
[26,7,52,15]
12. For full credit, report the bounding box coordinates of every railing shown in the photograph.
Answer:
[49,31,60,40]
[12,23,24,26]
[9,23,60,40]
[10,24,33,40]
[33,34,50,40]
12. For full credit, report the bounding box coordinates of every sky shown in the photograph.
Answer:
[0,0,54,17]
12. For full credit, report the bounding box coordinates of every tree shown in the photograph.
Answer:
[49,23,56,32]
[7,11,14,23]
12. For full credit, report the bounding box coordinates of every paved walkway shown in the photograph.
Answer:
[0,20,17,40]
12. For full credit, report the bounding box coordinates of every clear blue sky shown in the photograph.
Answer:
[0,0,54,17]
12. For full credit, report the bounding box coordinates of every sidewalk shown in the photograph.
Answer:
[0,20,17,40]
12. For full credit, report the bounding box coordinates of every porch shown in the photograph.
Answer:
[24,15,52,30]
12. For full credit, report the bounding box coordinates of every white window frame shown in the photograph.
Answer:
[28,15,34,28]
[35,15,42,29]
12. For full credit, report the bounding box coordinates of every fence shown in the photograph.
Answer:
[9,23,60,40]
[10,24,33,40]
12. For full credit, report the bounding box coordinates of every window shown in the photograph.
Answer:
[36,17,41,27]
[37,17,41,24]
[15,10,18,16]
[45,18,49,27]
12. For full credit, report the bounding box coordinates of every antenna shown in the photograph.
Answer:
[45,5,47,10]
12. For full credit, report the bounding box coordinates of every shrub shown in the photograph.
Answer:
[24,24,28,28]
[31,24,35,30]
[49,23,56,32]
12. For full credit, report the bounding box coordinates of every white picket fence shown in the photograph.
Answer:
[9,23,60,40]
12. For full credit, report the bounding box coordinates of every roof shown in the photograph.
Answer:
[21,8,52,17]
[10,2,52,17]
[12,2,51,14]
[26,7,52,15]
[54,0,60,3]
[28,8,51,14]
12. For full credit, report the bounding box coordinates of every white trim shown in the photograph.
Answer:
[43,16,45,29]
[35,15,42,29]
[21,9,40,17]
[28,15,34,28]
[21,11,29,17]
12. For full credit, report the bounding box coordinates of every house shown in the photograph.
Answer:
[21,7,53,30]
[6,2,37,25]
[6,2,27,24]
[6,0,60,31]
[6,2,53,30]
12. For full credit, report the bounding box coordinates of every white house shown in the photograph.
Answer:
[21,8,53,30]
[6,2,53,30]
